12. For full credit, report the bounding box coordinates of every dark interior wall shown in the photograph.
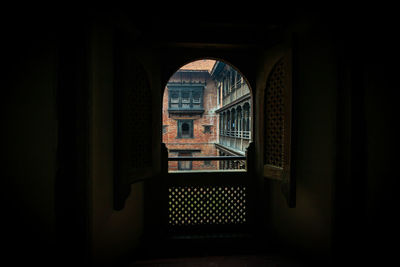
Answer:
[263,8,400,264]
[358,24,399,263]
[263,19,337,261]
[331,11,400,264]
[364,57,399,263]
[89,16,151,265]
[2,8,149,266]
[3,18,58,265]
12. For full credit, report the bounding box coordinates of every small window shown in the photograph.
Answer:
[177,120,193,138]
[178,152,192,170]
[162,125,168,134]
[203,125,211,133]
[203,160,211,166]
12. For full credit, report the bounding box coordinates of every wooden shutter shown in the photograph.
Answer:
[263,44,295,207]
[114,32,153,210]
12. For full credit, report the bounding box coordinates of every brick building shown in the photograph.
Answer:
[162,60,219,171]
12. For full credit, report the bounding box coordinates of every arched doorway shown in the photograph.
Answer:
[160,59,256,240]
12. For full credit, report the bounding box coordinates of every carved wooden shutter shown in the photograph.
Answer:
[263,45,295,207]
[114,32,153,210]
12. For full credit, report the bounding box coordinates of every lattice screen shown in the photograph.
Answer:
[168,186,247,226]
[127,63,152,170]
[264,58,285,167]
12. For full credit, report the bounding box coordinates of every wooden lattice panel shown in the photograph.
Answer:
[264,58,285,167]
[127,62,153,170]
[168,186,247,226]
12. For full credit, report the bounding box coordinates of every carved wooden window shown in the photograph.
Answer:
[167,86,204,113]
[177,120,193,138]
[263,46,295,207]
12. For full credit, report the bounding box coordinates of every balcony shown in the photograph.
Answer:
[220,130,251,139]
[222,81,250,106]
[218,131,251,154]
[168,85,205,116]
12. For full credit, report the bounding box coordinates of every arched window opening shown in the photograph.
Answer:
[227,110,231,131]
[231,108,236,133]
[162,59,252,172]
[237,106,242,136]
[243,102,251,139]
[219,113,224,135]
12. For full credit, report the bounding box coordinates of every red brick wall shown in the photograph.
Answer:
[162,70,219,171]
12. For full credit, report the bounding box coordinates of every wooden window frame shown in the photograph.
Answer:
[177,119,194,139]
[167,86,204,111]
[261,43,296,208]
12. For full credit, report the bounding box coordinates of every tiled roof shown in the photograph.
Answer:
[180,59,216,73]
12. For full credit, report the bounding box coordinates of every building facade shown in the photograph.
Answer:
[162,60,219,171]
[211,61,252,170]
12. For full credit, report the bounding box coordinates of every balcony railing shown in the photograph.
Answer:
[219,130,251,139]
[218,135,250,154]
